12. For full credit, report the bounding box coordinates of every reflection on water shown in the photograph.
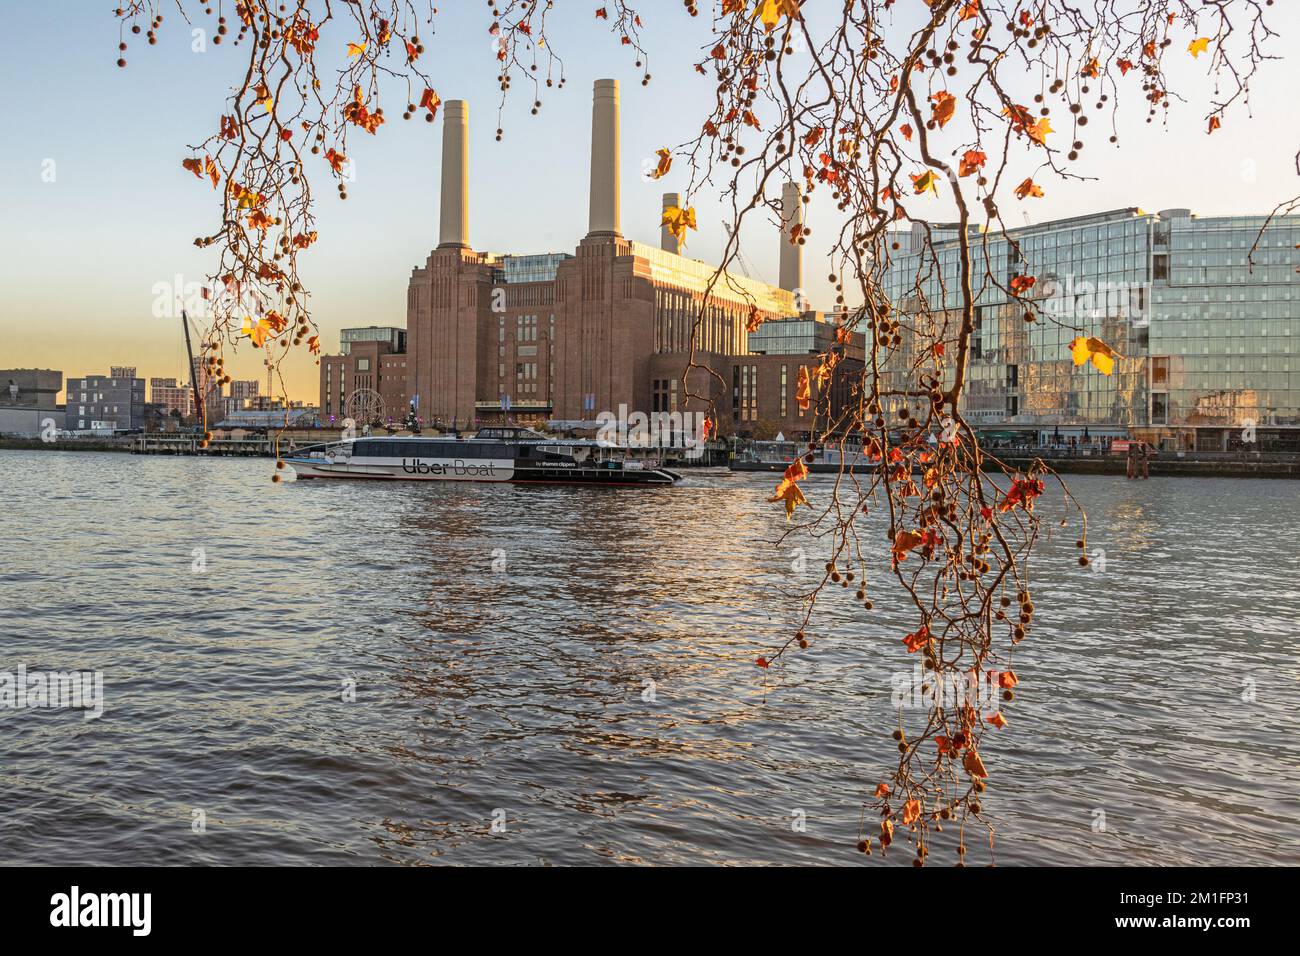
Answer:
[0,450,1296,865]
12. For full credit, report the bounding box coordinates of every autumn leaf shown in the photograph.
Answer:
[1009,274,1036,295]
[1081,57,1100,78]
[899,123,913,141]
[892,529,924,563]
[751,0,800,34]
[958,149,986,177]
[1070,336,1120,375]
[998,670,1019,689]
[755,656,769,668]
[660,205,697,247]
[324,148,347,174]
[902,624,931,652]
[963,749,988,779]
[880,819,894,846]
[930,90,956,128]
[253,83,273,113]
[768,476,809,520]
[346,41,367,57]
[795,365,811,410]
[1207,115,1221,134]
[419,88,441,118]
[1026,117,1053,145]
[291,231,318,249]
[1188,37,1210,58]
[987,712,1008,729]
[874,782,891,798]
[1117,58,1134,75]
[240,316,271,348]
[910,169,940,196]
[783,456,809,485]
[901,799,921,826]
[307,334,320,355]
[957,1,980,21]
[745,304,762,333]
[1014,177,1044,199]
[595,7,608,18]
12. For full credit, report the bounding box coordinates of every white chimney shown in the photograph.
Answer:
[588,79,621,237]
[438,100,469,248]
[779,181,803,299]
[660,192,681,254]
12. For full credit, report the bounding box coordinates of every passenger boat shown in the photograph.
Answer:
[729,439,867,474]
[284,426,681,486]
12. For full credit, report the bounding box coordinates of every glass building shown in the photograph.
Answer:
[340,326,406,355]
[882,207,1300,451]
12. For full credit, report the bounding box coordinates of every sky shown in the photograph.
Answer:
[1,1,1298,403]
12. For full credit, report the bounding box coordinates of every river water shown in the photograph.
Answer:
[0,449,1296,866]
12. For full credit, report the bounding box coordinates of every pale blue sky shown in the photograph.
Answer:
[1,1,1297,400]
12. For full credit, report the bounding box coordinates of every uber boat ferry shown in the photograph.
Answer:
[284,427,681,486]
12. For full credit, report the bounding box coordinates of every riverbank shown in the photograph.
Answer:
[995,453,1300,479]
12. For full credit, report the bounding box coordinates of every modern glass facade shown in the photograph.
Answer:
[492,253,574,284]
[882,207,1300,448]
[748,317,837,356]
[340,326,406,355]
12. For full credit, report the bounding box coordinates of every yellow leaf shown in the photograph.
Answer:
[347,41,368,56]
[910,169,940,196]
[767,477,808,521]
[1026,117,1053,145]
[1188,37,1210,58]
[659,205,697,247]
[240,317,271,348]
[1069,336,1119,375]
[750,0,799,34]
[650,147,672,180]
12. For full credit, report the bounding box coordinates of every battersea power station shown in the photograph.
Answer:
[320,79,863,439]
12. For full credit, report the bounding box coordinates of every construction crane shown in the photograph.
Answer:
[722,222,768,285]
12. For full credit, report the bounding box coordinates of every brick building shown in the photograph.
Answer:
[404,82,863,438]
[149,377,192,419]
[318,326,409,424]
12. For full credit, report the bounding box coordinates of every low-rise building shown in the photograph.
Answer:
[65,366,145,433]
[0,368,64,436]
[319,326,409,425]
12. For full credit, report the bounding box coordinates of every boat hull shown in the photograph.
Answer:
[286,457,678,486]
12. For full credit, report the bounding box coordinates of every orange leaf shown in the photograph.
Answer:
[958,149,986,177]
[930,90,956,128]
[901,798,921,826]
[1014,177,1044,199]
[899,122,913,141]
[1009,274,1036,295]
[963,749,988,778]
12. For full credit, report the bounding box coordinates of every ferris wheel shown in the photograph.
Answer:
[344,388,385,425]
